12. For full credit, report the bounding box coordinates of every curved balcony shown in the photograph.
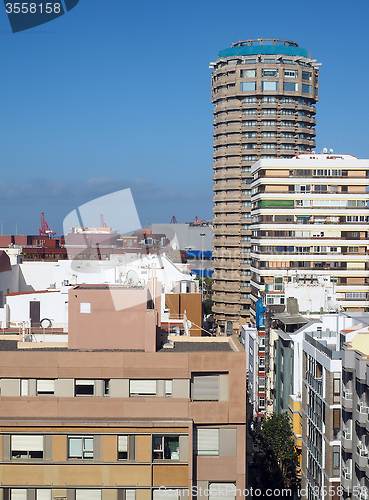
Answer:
[213,180,241,191]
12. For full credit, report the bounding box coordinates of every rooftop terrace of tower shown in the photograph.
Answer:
[218,38,312,61]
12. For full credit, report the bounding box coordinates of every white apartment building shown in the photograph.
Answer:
[250,153,369,322]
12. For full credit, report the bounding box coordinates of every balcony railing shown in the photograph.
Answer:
[342,428,352,440]
[306,371,323,396]
[343,390,353,400]
[357,402,369,414]
[307,404,323,431]
[342,467,352,481]
[307,437,322,465]
[357,444,369,457]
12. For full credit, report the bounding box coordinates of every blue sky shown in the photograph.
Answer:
[0,0,369,234]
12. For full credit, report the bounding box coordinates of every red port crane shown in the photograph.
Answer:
[39,213,56,237]
[100,214,108,227]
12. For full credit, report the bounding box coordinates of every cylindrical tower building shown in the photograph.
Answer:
[211,39,320,334]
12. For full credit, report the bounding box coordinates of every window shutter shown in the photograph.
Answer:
[11,491,27,500]
[165,380,173,396]
[153,491,179,500]
[75,380,94,386]
[36,490,52,500]
[21,380,28,396]
[126,491,136,500]
[37,380,55,393]
[118,436,128,452]
[209,484,236,500]
[192,376,219,401]
[76,490,101,500]
[197,429,219,455]
[11,435,43,451]
[333,409,340,429]
[130,380,157,395]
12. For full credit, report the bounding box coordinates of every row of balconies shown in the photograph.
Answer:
[213,100,316,113]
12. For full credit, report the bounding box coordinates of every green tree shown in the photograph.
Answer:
[260,412,299,488]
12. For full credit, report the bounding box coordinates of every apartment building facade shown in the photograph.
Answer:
[341,327,369,500]
[211,38,319,334]
[301,327,342,500]
[250,153,369,322]
[0,284,247,500]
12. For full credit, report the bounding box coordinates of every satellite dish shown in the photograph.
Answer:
[323,148,328,154]
[127,270,139,286]
[329,149,333,153]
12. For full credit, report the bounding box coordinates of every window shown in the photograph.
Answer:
[241,69,256,78]
[209,483,236,500]
[118,435,135,460]
[302,71,312,81]
[259,357,265,368]
[75,380,94,396]
[332,445,340,476]
[259,377,265,389]
[244,96,257,103]
[243,155,257,161]
[191,375,219,401]
[281,97,294,103]
[243,132,256,138]
[80,302,91,314]
[152,435,179,460]
[262,144,276,149]
[11,435,43,459]
[333,372,340,404]
[262,109,276,114]
[262,120,276,127]
[153,490,181,500]
[302,84,312,94]
[314,185,328,192]
[281,109,294,115]
[262,132,275,137]
[165,380,173,397]
[262,96,276,103]
[259,397,265,408]
[21,379,29,396]
[76,491,101,500]
[284,70,298,78]
[283,82,298,92]
[348,246,359,253]
[68,436,94,459]
[10,491,28,500]
[243,143,256,149]
[262,69,278,77]
[262,81,278,91]
[243,109,257,115]
[243,120,257,127]
[197,428,219,456]
[240,82,256,91]
[333,409,340,430]
[36,380,55,396]
[36,491,52,500]
[129,380,157,397]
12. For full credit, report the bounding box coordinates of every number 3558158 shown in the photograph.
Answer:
[6,3,61,14]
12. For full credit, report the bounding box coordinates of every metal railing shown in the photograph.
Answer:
[357,402,369,414]
[306,371,323,396]
[343,389,353,400]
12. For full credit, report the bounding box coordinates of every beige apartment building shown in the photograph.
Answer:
[250,153,369,320]
[0,283,247,500]
[211,38,319,334]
